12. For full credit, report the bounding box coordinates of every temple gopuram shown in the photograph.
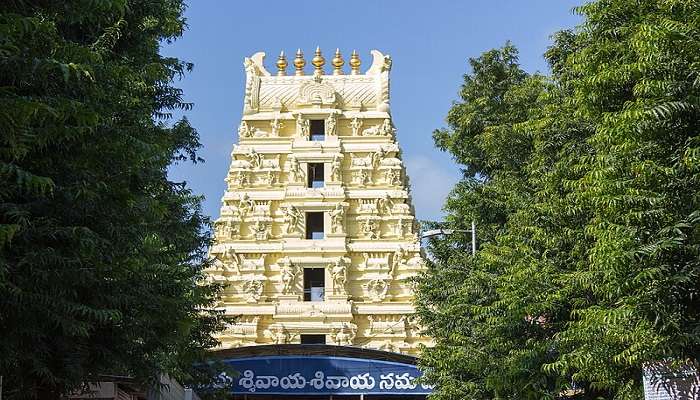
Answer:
[205,48,432,399]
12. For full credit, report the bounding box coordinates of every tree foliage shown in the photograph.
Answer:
[416,1,700,399]
[0,1,225,399]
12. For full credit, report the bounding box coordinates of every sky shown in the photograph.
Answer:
[164,0,583,222]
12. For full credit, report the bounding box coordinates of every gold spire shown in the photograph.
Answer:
[276,51,288,76]
[294,48,305,76]
[311,46,325,75]
[331,48,344,75]
[349,50,361,75]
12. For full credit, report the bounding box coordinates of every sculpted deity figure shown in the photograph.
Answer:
[350,117,363,136]
[224,247,241,272]
[295,114,309,139]
[264,325,288,344]
[233,170,249,187]
[270,118,283,137]
[365,278,389,302]
[251,220,270,240]
[248,148,263,169]
[333,323,356,346]
[242,278,264,303]
[386,169,401,186]
[325,113,337,136]
[389,247,405,276]
[330,155,342,182]
[288,155,304,183]
[282,204,303,235]
[329,203,345,234]
[279,256,300,295]
[361,219,379,239]
[216,219,239,240]
[238,121,253,138]
[376,193,395,216]
[238,193,254,218]
[380,118,396,136]
[328,257,349,295]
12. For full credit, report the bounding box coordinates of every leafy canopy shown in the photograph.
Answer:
[0,1,226,399]
[416,0,700,399]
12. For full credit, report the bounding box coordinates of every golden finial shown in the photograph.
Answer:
[311,46,325,75]
[294,48,305,76]
[276,51,288,76]
[349,50,361,75]
[332,48,344,75]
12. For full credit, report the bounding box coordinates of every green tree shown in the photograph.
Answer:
[416,1,700,399]
[0,1,225,399]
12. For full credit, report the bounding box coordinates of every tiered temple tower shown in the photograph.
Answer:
[206,48,430,355]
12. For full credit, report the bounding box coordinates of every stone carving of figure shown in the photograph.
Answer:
[376,193,394,216]
[361,219,379,239]
[288,155,305,183]
[238,193,254,218]
[270,118,283,137]
[295,114,309,139]
[216,219,239,240]
[333,323,356,346]
[350,117,363,136]
[279,256,300,295]
[386,169,401,186]
[233,170,249,187]
[243,279,264,303]
[251,220,270,240]
[372,147,386,169]
[380,118,396,136]
[364,279,389,302]
[282,205,303,235]
[238,121,253,138]
[223,247,241,272]
[390,247,405,276]
[329,203,345,234]
[248,148,263,169]
[328,257,348,295]
[326,113,337,136]
[330,155,342,182]
[264,325,288,344]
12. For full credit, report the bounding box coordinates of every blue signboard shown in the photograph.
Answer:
[220,356,433,395]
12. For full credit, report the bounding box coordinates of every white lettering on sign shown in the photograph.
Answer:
[236,369,431,393]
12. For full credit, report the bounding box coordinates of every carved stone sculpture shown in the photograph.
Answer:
[279,256,300,295]
[365,278,389,302]
[282,204,303,235]
[330,155,342,182]
[295,113,309,139]
[238,121,253,138]
[264,325,288,344]
[251,220,270,240]
[389,247,405,277]
[329,203,345,234]
[243,278,264,303]
[288,155,304,183]
[326,113,337,136]
[328,257,349,295]
[376,193,395,215]
[238,193,254,218]
[361,219,379,239]
[333,323,357,346]
[270,118,283,136]
[350,117,363,136]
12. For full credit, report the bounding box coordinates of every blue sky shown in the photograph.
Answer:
[164,0,582,222]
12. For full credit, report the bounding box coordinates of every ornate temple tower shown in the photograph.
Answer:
[206,48,429,355]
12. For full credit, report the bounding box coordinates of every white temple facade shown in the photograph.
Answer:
[206,48,430,355]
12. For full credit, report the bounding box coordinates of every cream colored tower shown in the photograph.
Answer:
[206,48,429,355]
